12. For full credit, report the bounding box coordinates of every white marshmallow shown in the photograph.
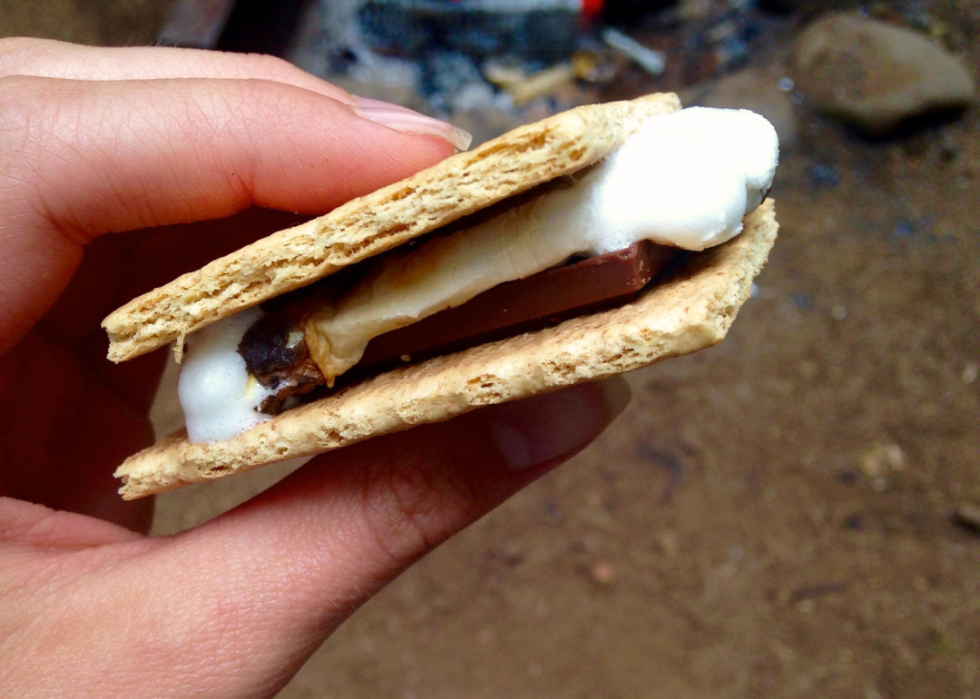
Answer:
[177,307,276,443]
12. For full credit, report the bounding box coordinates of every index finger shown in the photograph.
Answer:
[0,74,460,354]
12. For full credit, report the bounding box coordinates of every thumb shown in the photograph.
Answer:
[135,379,631,696]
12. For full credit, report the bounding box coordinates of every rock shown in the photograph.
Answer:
[682,68,798,147]
[658,531,679,558]
[590,561,615,585]
[859,443,904,478]
[793,14,976,135]
[953,503,980,534]
[963,362,978,385]
[858,442,904,492]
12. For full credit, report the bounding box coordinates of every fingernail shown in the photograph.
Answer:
[490,378,632,472]
[352,97,473,151]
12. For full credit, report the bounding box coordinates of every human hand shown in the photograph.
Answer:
[0,39,629,697]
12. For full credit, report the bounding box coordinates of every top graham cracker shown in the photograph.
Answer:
[102,93,682,363]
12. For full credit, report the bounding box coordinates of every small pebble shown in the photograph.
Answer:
[962,362,978,385]
[501,541,525,565]
[797,599,815,614]
[591,561,615,585]
[953,503,980,534]
[831,305,848,320]
[860,443,904,479]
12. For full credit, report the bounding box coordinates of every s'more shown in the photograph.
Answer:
[103,93,779,499]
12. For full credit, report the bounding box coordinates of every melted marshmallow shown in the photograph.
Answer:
[177,307,276,443]
[585,107,778,252]
[304,107,779,382]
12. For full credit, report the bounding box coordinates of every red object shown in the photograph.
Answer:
[580,0,603,18]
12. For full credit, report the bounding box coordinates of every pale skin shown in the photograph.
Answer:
[0,39,630,697]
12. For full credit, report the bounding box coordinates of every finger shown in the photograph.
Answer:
[134,379,630,694]
[0,75,464,354]
[0,37,353,101]
[0,40,468,151]
[2,77,462,232]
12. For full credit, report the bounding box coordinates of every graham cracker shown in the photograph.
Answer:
[115,200,778,499]
[103,93,681,363]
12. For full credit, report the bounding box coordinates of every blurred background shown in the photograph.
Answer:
[2,0,978,696]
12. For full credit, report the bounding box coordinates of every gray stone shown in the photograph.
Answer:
[792,13,976,135]
[682,68,799,147]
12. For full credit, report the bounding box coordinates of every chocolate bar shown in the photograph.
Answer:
[357,240,677,368]
[241,241,677,410]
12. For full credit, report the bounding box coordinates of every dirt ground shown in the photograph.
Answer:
[3,1,978,697]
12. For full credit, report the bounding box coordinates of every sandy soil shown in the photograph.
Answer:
[3,1,978,697]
